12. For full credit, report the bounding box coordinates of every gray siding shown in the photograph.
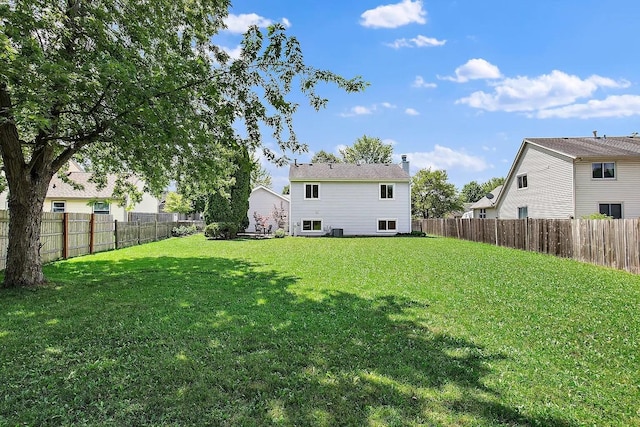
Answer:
[498,145,574,219]
[246,187,290,232]
[575,159,640,218]
[290,181,411,236]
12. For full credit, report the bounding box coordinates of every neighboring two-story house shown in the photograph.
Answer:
[289,156,411,236]
[495,135,640,219]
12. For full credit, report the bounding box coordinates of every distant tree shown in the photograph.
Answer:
[340,135,393,164]
[460,181,484,203]
[311,150,342,163]
[163,192,192,214]
[250,154,273,189]
[481,177,505,194]
[282,184,290,195]
[411,168,462,218]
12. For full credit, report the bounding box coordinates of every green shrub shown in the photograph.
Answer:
[204,222,238,240]
[396,231,427,237]
[172,225,197,237]
[274,228,286,238]
[581,213,613,220]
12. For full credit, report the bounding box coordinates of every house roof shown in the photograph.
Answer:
[470,185,502,209]
[251,185,290,202]
[525,136,640,159]
[289,163,410,181]
[47,172,143,199]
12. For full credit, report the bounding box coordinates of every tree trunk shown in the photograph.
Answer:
[3,178,51,288]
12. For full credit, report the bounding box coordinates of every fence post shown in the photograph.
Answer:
[89,213,95,254]
[114,220,119,250]
[155,220,158,242]
[63,213,69,259]
[137,220,141,245]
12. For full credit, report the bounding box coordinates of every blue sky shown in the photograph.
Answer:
[217,0,640,193]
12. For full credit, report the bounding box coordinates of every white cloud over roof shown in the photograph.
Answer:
[406,146,489,172]
[361,0,426,29]
[456,70,632,114]
[440,58,502,83]
[536,94,640,119]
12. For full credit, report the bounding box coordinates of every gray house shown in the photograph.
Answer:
[495,135,640,219]
[289,157,411,236]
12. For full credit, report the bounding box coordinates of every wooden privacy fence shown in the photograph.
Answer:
[0,211,204,270]
[413,218,640,274]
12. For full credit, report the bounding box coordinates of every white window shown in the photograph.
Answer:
[479,208,487,219]
[302,219,323,232]
[380,183,394,200]
[304,183,320,200]
[517,174,528,189]
[52,201,66,213]
[377,219,397,232]
[93,201,110,215]
[592,162,615,179]
[518,206,528,219]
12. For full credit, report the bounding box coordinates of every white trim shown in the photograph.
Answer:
[93,201,111,214]
[301,218,323,232]
[303,183,320,200]
[377,218,398,232]
[517,173,528,189]
[591,161,616,180]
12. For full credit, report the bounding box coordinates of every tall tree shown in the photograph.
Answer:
[311,150,341,163]
[481,177,505,194]
[0,1,365,287]
[411,168,462,218]
[282,184,290,195]
[250,154,273,189]
[460,181,484,203]
[340,135,393,164]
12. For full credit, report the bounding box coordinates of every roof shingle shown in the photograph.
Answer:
[525,136,640,158]
[289,163,410,181]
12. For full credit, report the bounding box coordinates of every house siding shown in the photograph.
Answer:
[574,159,640,218]
[246,187,290,232]
[472,207,498,219]
[290,180,410,236]
[498,145,574,219]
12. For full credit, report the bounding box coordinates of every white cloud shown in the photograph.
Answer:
[536,95,640,119]
[221,45,243,59]
[412,75,437,88]
[340,105,374,117]
[224,13,291,34]
[383,138,398,146]
[457,70,631,113]
[386,34,445,48]
[380,102,397,109]
[405,108,420,115]
[404,146,489,172]
[361,0,426,29]
[440,58,502,83]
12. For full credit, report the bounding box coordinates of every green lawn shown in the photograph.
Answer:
[1,236,639,426]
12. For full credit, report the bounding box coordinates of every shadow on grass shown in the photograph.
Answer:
[0,256,574,426]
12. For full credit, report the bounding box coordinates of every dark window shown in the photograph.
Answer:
[599,203,622,219]
[380,184,394,199]
[518,206,528,219]
[302,220,322,231]
[52,201,66,213]
[592,162,615,179]
[377,219,397,231]
[93,201,110,214]
[305,184,319,199]
[517,174,528,189]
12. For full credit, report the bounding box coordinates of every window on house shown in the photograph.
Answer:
[304,183,319,199]
[517,206,528,219]
[479,208,487,219]
[52,201,66,213]
[93,201,110,215]
[380,184,394,199]
[377,219,397,232]
[517,174,528,189]
[592,162,615,179]
[302,219,322,231]
[599,203,622,219]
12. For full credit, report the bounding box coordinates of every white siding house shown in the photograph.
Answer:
[496,136,640,219]
[289,158,411,236]
[246,186,290,233]
[470,185,502,219]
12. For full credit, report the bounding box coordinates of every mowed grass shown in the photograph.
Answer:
[1,236,639,426]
